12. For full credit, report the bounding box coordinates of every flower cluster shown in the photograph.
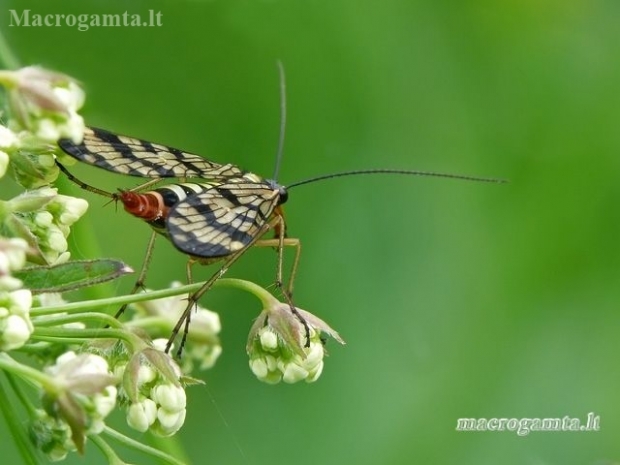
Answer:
[0,66,85,188]
[30,409,76,461]
[247,301,345,384]
[250,325,325,384]
[33,352,118,460]
[0,238,33,351]
[45,352,118,434]
[0,236,29,290]
[0,67,88,266]
[0,287,33,351]
[0,67,84,139]
[121,343,187,437]
[4,187,88,264]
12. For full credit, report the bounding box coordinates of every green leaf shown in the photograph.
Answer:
[14,259,133,293]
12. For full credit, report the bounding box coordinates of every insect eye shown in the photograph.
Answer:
[278,187,289,205]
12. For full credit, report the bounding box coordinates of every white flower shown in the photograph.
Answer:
[0,238,29,275]
[0,125,19,149]
[281,362,309,384]
[35,118,60,142]
[53,81,85,112]
[127,398,157,432]
[188,344,222,370]
[9,289,32,315]
[149,384,187,436]
[57,110,85,144]
[94,385,117,418]
[0,288,33,351]
[259,327,279,351]
[0,276,23,291]
[55,195,88,226]
[151,384,186,412]
[89,385,118,434]
[44,352,118,437]
[137,365,157,385]
[1,314,32,351]
[152,338,169,352]
[126,378,187,436]
[123,347,187,437]
[46,227,68,253]
[34,211,54,227]
[155,408,186,437]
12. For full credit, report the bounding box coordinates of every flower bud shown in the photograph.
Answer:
[0,288,33,351]
[127,398,157,432]
[247,301,344,384]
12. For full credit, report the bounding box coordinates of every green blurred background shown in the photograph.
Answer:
[2,0,620,463]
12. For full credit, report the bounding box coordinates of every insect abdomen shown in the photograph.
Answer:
[120,183,214,230]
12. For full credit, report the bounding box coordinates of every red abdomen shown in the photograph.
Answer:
[119,191,166,221]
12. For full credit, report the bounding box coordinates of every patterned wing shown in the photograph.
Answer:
[58,127,245,180]
[166,180,281,258]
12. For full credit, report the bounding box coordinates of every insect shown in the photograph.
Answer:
[57,126,503,356]
[56,63,504,356]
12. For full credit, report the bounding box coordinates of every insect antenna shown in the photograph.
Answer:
[271,60,287,182]
[286,168,507,190]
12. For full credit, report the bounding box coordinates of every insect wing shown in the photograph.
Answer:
[58,127,245,180]
[166,180,280,258]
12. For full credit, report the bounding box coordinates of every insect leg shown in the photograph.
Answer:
[178,258,197,357]
[254,225,309,346]
[114,230,157,319]
[56,161,115,198]
[167,219,278,357]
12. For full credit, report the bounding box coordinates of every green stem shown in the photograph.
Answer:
[0,353,58,394]
[5,372,37,415]
[0,27,20,70]
[32,326,142,348]
[89,434,125,465]
[103,426,187,465]
[31,278,277,316]
[125,315,173,332]
[0,376,38,465]
[222,278,279,307]
[32,312,124,328]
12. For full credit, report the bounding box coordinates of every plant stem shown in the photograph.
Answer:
[32,312,123,328]
[103,426,187,465]
[0,353,58,394]
[220,278,279,307]
[32,326,140,348]
[0,376,38,465]
[5,372,37,415]
[0,27,20,70]
[31,277,277,316]
[89,434,125,465]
